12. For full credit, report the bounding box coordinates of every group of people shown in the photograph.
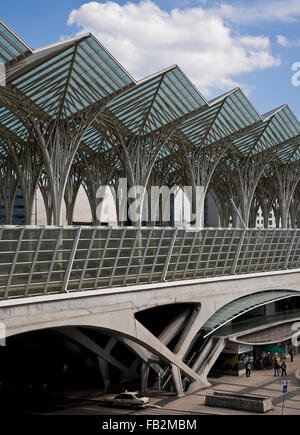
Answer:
[245,347,295,378]
[273,357,287,377]
[253,353,272,370]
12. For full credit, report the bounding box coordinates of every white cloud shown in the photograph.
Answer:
[215,0,300,24]
[276,34,300,47]
[67,0,280,96]
[276,35,291,47]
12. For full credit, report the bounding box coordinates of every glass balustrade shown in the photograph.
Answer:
[0,227,299,299]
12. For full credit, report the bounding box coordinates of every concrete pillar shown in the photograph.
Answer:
[98,357,110,391]
[140,363,150,394]
[189,338,226,393]
[130,320,202,385]
[105,337,117,353]
[173,305,202,359]
[171,364,184,397]
[192,336,215,373]
[158,309,190,345]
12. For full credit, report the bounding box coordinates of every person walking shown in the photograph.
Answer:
[281,361,287,376]
[289,348,294,362]
[274,359,280,376]
[246,361,251,377]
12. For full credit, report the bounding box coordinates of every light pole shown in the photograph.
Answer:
[281,380,289,415]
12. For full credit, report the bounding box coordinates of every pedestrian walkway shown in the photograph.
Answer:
[157,353,300,415]
[48,354,300,415]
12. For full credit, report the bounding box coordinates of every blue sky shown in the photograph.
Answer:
[2,0,300,119]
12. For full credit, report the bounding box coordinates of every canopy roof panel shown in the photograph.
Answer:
[0,19,32,64]
[259,106,300,150]
[7,34,135,119]
[103,66,207,135]
[178,88,261,149]
[218,105,300,165]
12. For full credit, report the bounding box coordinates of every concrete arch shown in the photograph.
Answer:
[3,307,206,389]
[2,272,300,393]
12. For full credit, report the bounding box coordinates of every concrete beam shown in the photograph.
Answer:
[173,304,202,359]
[191,336,215,373]
[131,319,202,383]
[189,337,226,393]
[98,357,110,391]
[105,337,117,353]
[56,327,128,373]
[140,363,150,394]
[158,309,190,345]
[118,336,158,364]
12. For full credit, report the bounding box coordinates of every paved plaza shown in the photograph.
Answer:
[155,353,300,415]
[55,353,300,416]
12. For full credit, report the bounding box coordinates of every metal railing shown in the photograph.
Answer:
[1,226,300,300]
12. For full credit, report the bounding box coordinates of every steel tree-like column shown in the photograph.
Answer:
[147,152,182,226]
[80,146,121,226]
[177,137,231,227]
[256,175,277,229]
[296,200,300,228]
[0,159,18,224]
[64,163,83,226]
[221,151,274,227]
[8,140,43,225]
[38,172,53,225]
[32,110,106,225]
[273,163,300,228]
[211,188,231,227]
[113,127,179,226]
[249,195,260,228]
[211,170,240,227]
[272,197,281,228]
[290,187,300,228]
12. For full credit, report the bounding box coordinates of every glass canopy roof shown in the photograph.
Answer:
[0,19,300,176]
[202,289,299,337]
[0,19,32,64]
[6,34,135,119]
[176,88,260,151]
[103,66,207,135]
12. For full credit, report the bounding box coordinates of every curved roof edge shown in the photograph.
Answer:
[203,289,299,338]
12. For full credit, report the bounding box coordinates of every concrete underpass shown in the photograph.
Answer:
[1,285,300,414]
